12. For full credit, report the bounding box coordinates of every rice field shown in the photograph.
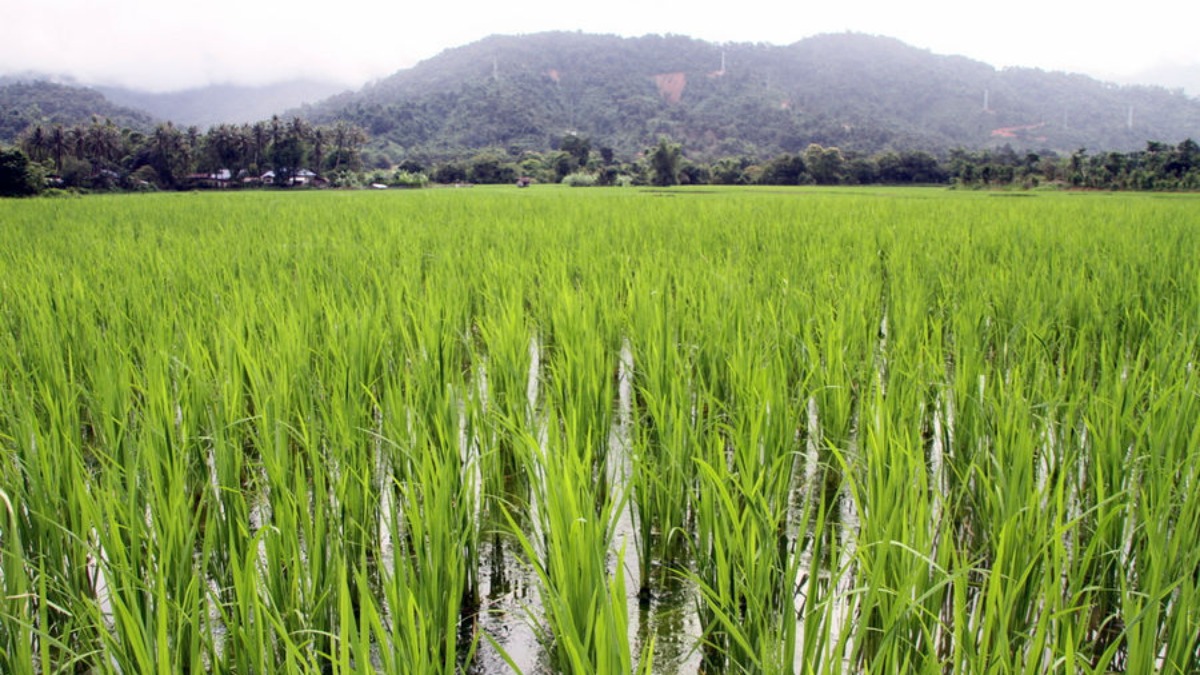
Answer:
[1,186,1198,674]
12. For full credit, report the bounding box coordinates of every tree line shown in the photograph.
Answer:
[369,136,1200,192]
[4,123,1199,196]
[0,115,368,194]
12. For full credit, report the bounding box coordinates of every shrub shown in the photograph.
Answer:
[391,170,429,188]
[0,147,41,197]
[561,172,597,187]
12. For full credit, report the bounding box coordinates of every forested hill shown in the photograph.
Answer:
[0,80,156,142]
[298,32,1200,161]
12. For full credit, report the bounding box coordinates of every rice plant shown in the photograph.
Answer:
[0,187,1197,674]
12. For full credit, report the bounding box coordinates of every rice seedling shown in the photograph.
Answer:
[626,279,702,602]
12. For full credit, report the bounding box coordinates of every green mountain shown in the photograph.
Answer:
[5,33,1198,164]
[0,79,156,142]
[0,76,345,143]
[297,32,1200,161]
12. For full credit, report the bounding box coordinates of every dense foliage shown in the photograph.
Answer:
[9,116,368,191]
[0,80,155,142]
[369,136,1200,191]
[296,32,1200,163]
[0,147,41,196]
[6,127,1198,194]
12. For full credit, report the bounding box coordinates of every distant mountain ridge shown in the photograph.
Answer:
[3,32,1199,162]
[296,32,1200,161]
[96,80,350,128]
[0,76,345,142]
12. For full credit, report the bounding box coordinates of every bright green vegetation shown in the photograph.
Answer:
[1,186,1198,674]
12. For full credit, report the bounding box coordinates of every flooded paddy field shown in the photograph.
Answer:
[1,187,1198,673]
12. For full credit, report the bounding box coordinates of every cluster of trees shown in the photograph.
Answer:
[402,134,617,186]
[942,140,1200,190]
[1062,141,1200,190]
[6,123,1199,197]
[376,136,950,188]
[399,135,1199,192]
[7,116,368,192]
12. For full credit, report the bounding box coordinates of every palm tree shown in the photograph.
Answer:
[330,121,367,173]
[66,126,86,162]
[19,125,49,164]
[331,122,348,173]
[346,125,367,170]
[48,125,67,173]
[232,125,252,174]
[203,124,241,173]
[84,118,122,167]
[311,128,326,177]
[268,115,282,148]
[249,122,267,173]
[152,122,183,187]
[287,116,311,143]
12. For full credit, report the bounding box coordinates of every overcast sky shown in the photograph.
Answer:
[2,0,1197,95]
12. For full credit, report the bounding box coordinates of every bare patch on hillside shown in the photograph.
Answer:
[991,122,1046,140]
[653,72,686,104]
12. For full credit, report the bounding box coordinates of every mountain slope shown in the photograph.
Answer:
[298,32,1200,161]
[0,79,156,142]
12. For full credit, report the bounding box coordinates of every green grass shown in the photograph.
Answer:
[1,186,1198,673]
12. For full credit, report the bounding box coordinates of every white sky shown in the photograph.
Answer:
[1,0,1197,94]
